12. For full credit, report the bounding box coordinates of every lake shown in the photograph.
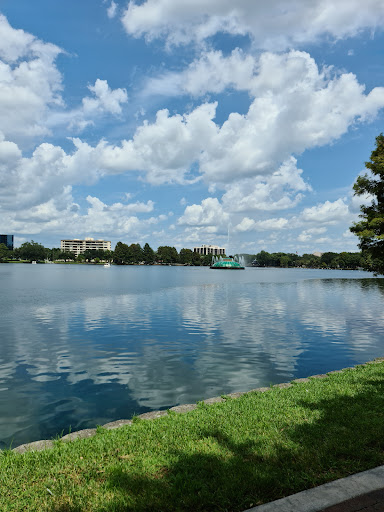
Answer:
[0,264,383,448]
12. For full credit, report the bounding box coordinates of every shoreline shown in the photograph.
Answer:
[11,357,384,455]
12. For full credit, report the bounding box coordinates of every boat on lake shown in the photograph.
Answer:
[104,262,111,268]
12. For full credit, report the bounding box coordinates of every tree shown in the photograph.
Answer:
[179,248,193,265]
[114,242,129,264]
[192,251,201,266]
[142,243,155,264]
[156,246,179,264]
[301,253,320,268]
[83,249,98,262]
[201,254,212,266]
[350,133,384,274]
[126,243,143,264]
[58,251,76,261]
[103,250,114,263]
[255,250,272,267]
[321,252,338,267]
[18,241,46,262]
[279,255,290,268]
[0,243,10,262]
[46,247,61,261]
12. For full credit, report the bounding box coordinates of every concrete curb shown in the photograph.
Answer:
[244,465,384,512]
[11,357,384,454]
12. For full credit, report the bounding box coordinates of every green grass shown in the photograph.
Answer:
[2,362,384,511]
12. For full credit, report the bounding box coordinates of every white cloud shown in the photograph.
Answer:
[82,196,155,215]
[349,189,373,213]
[107,1,118,19]
[342,229,355,238]
[234,217,256,232]
[144,48,256,97]
[234,217,289,232]
[221,157,310,212]
[121,0,384,49]
[0,13,36,62]
[1,192,161,241]
[47,79,129,133]
[0,16,129,143]
[97,102,218,184]
[0,15,63,141]
[197,52,384,184]
[300,199,351,224]
[178,197,229,227]
[297,227,327,242]
[0,12,380,251]
[0,136,106,214]
[143,51,384,186]
[82,79,128,115]
[314,236,332,244]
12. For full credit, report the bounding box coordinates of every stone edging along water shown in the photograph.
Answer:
[11,358,384,455]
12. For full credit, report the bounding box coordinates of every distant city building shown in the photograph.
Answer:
[313,251,323,258]
[193,244,225,256]
[0,234,14,251]
[61,237,111,257]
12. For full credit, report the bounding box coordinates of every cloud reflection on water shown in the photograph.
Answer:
[0,267,383,446]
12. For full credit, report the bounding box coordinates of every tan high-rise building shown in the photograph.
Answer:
[61,237,111,257]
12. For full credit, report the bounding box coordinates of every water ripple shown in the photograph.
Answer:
[0,265,383,447]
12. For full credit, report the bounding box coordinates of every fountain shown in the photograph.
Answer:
[210,254,245,270]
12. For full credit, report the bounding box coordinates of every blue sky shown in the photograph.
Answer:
[1,0,384,254]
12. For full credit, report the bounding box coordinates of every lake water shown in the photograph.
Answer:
[0,264,383,448]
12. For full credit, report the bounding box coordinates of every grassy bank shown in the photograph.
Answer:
[2,361,384,512]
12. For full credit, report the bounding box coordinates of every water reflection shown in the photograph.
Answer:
[0,265,383,447]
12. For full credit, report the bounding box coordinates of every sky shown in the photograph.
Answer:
[1,0,384,254]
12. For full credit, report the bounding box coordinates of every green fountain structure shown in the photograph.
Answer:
[210,256,245,270]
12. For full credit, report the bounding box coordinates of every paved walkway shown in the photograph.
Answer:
[320,488,384,511]
[245,465,384,512]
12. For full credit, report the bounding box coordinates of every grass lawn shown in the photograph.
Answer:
[2,361,384,511]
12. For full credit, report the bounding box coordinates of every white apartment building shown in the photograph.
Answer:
[61,237,111,257]
[193,244,226,256]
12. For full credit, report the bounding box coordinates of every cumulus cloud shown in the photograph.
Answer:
[0,15,63,141]
[1,192,161,240]
[97,102,218,184]
[0,59,381,240]
[297,227,327,242]
[234,217,289,232]
[82,79,128,115]
[47,79,129,133]
[191,51,384,184]
[0,16,128,142]
[300,199,351,224]
[178,197,229,227]
[221,158,310,212]
[121,0,384,49]
[0,13,37,62]
[0,12,381,250]
[143,48,256,97]
[143,51,384,185]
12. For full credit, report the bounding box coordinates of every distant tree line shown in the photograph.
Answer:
[247,251,367,270]
[113,243,213,265]
[1,240,216,266]
[1,240,378,271]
